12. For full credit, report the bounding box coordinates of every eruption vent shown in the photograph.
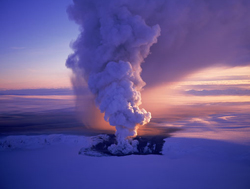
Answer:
[66,0,160,154]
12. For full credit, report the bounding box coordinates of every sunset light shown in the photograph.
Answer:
[1,0,250,188]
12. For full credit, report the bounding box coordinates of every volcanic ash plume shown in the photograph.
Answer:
[66,0,160,154]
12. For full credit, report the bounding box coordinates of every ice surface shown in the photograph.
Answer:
[0,134,89,150]
[0,134,250,189]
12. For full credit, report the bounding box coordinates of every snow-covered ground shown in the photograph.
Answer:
[0,134,249,189]
[1,92,250,188]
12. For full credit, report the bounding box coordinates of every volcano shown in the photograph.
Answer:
[79,134,166,156]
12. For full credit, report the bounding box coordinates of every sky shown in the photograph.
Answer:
[0,0,249,91]
[0,0,78,89]
[0,0,250,143]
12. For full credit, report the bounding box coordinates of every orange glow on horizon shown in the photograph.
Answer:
[0,69,72,90]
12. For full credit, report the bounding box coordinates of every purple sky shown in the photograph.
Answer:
[0,0,250,91]
[0,0,78,89]
[0,0,249,144]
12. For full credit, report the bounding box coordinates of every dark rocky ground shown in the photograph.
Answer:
[79,134,166,156]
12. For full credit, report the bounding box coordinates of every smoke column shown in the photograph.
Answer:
[66,0,160,154]
[66,0,250,153]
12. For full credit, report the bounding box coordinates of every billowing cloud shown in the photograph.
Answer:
[65,0,250,153]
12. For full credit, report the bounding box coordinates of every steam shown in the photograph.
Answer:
[66,0,250,153]
[66,0,160,153]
